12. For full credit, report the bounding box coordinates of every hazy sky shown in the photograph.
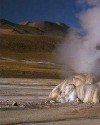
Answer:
[0,0,89,29]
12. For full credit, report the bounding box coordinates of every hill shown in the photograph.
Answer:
[0,19,43,35]
[0,19,72,78]
[0,19,70,62]
[0,19,69,36]
[19,21,69,36]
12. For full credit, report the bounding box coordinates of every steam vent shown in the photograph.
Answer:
[48,73,100,104]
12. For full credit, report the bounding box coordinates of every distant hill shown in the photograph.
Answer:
[0,19,43,35]
[19,21,69,36]
[0,19,70,36]
[0,19,73,62]
[0,19,99,79]
[0,19,16,28]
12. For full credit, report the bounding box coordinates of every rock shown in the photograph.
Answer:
[12,102,19,106]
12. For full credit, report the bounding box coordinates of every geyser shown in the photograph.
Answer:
[57,5,100,77]
[47,1,100,104]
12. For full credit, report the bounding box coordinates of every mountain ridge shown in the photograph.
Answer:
[0,19,69,36]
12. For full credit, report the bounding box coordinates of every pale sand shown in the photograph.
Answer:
[0,104,100,125]
[0,79,100,125]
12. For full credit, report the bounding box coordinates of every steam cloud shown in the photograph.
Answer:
[57,2,100,76]
[78,0,100,6]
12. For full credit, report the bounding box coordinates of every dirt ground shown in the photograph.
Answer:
[0,78,100,125]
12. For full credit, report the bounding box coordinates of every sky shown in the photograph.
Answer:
[0,0,89,29]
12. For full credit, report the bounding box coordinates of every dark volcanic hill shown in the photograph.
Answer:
[0,19,70,36]
[19,21,69,36]
[0,19,43,35]
[0,19,16,28]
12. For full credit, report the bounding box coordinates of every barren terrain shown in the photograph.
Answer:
[0,20,100,124]
[0,77,100,125]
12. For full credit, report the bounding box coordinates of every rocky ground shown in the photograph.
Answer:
[0,78,100,125]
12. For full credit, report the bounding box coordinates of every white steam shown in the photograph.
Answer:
[78,0,100,6]
[58,5,100,76]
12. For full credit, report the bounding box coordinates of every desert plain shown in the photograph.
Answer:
[0,20,100,125]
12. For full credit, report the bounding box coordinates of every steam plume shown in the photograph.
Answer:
[57,3,100,76]
[77,0,100,6]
